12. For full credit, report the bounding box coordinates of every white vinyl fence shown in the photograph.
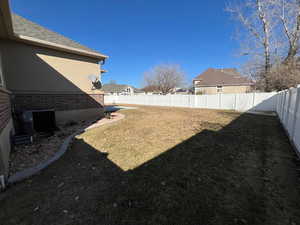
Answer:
[276,85,300,156]
[105,92,278,112]
[106,87,300,155]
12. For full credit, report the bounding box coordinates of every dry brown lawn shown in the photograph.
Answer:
[1,105,300,225]
[79,106,239,171]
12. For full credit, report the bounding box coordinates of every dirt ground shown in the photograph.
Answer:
[1,106,300,225]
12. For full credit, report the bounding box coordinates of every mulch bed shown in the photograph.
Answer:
[9,112,124,177]
[8,121,88,176]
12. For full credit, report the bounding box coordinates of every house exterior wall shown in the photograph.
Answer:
[0,40,104,124]
[195,85,251,95]
[0,88,13,179]
[1,40,101,93]
[12,93,104,125]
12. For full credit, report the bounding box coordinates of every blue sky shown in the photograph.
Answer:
[12,0,244,88]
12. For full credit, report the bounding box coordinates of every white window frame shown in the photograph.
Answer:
[216,85,223,93]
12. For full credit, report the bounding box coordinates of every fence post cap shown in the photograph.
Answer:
[297,84,300,88]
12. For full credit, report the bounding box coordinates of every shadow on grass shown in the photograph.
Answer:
[1,112,300,225]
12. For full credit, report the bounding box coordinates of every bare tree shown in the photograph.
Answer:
[227,0,300,91]
[141,85,159,93]
[143,64,186,95]
[272,0,300,63]
[268,60,300,90]
[227,0,276,90]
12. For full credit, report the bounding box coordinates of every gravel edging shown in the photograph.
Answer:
[7,113,125,185]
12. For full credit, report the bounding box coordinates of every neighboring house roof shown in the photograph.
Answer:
[102,84,134,93]
[12,14,100,55]
[194,68,252,87]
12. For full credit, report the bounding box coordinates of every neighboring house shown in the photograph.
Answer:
[193,68,253,94]
[102,84,136,95]
[0,0,108,181]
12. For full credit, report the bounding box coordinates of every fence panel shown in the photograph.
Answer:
[206,94,220,109]
[252,92,277,111]
[104,87,300,155]
[220,94,236,110]
[194,95,206,108]
[105,92,278,112]
[235,93,254,111]
[287,89,298,136]
[294,99,300,152]
[275,85,300,156]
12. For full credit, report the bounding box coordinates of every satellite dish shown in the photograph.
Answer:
[88,75,102,90]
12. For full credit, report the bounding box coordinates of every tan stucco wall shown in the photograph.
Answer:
[56,108,104,125]
[195,85,251,94]
[0,40,103,94]
[0,119,13,178]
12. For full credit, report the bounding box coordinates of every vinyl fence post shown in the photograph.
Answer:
[219,93,222,109]
[282,91,287,121]
[275,91,279,112]
[285,88,293,127]
[291,85,300,140]
[234,94,238,111]
[252,92,256,108]
[280,92,284,117]
[276,92,280,113]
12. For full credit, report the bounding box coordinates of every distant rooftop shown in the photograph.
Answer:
[194,68,252,86]
[102,83,139,93]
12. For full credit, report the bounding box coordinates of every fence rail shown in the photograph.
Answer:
[105,92,278,112]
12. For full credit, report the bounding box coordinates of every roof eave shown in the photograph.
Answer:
[13,34,108,60]
[195,83,253,87]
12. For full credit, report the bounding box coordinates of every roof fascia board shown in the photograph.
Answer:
[13,34,108,60]
[196,83,253,87]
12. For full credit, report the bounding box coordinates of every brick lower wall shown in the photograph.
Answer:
[12,93,104,112]
[0,89,11,133]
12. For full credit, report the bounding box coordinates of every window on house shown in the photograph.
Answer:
[216,86,223,93]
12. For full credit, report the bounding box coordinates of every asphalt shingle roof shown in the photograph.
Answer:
[194,68,252,86]
[102,84,132,93]
[11,14,102,55]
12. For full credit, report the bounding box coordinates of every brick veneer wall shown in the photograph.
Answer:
[0,89,11,133]
[12,93,104,112]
